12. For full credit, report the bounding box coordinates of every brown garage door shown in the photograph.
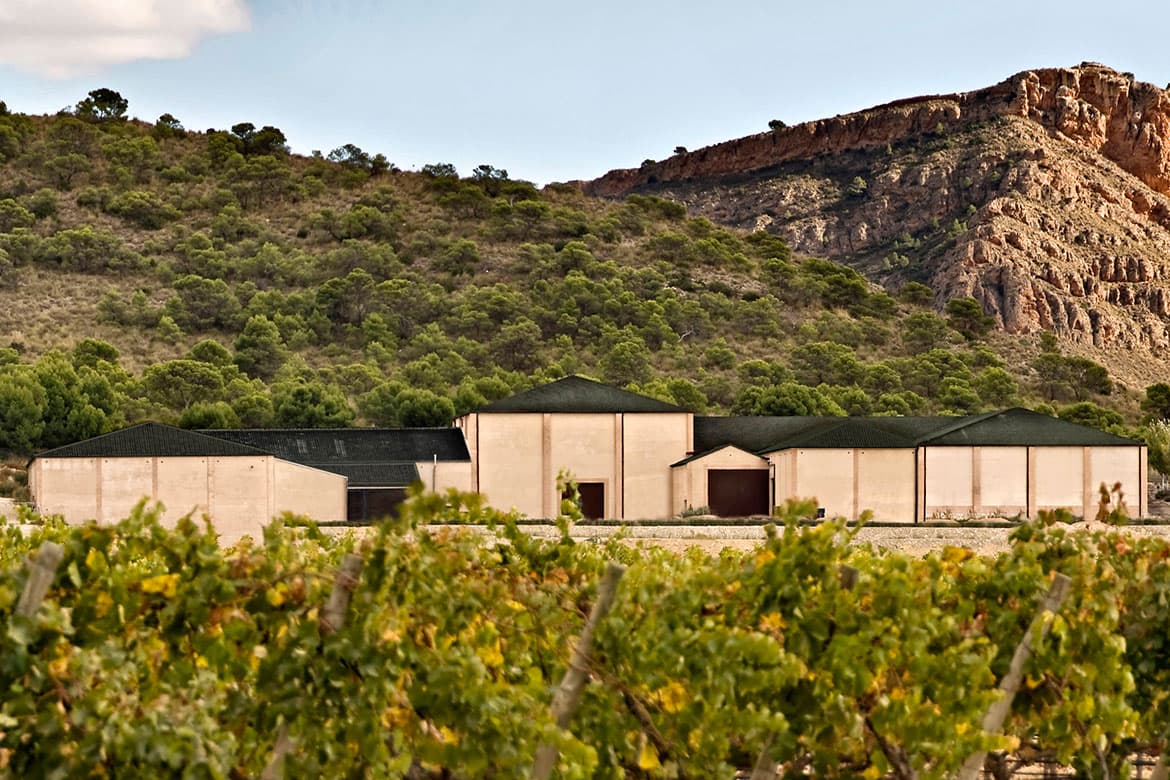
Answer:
[707,470,770,517]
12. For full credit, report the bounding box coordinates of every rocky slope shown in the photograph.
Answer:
[585,64,1170,380]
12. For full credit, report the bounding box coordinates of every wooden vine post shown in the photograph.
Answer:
[16,541,64,617]
[956,572,1073,780]
[261,552,364,780]
[530,561,626,780]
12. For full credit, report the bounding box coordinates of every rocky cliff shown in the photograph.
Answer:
[585,64,1170,379]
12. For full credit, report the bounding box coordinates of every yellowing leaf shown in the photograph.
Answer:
[48,654,69,680]
[477,638,504,669]
[654,681,688,714]
[382,705,412,729]
[863,765,883,780]
[759,612,786,633]
[755,549,776,567]
[266,586,286,607]
[94,592,113,618]
[955,722,970,735]
[637,741,660,770]
[141,573,179,598]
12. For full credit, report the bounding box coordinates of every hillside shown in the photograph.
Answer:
[0,88,1158,494]
[585,63,1170,386]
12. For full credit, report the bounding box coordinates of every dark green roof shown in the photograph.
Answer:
[696,410,1139,454]
[694,416,820,453]
[919,408,1140,447]
[33,422,269,460]
[205,428,469,464]
[477,375,684,413]
[316,462,421,488]
[759,417,923,452]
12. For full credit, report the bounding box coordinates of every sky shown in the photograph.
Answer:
[1,0,1169,185]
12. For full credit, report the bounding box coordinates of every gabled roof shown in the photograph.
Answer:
[671,443,767,467]
[477,375,684,414]
[204,428,470,464]
[918,408,1140,447]
[32,422,269,460]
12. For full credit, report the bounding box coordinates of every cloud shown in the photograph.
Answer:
[0,0,251,78]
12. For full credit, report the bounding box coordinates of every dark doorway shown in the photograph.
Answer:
[576,482,606,520]
[347,488,407,523]
[707,470,770,517]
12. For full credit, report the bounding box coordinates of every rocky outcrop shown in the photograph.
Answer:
[586,63,1170,199]
[583,64,1170,380]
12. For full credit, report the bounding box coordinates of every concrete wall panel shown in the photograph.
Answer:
[414,460,473,494]
[857,449,916,523]
[977,447,1028,514]
[795,449,854,520]
[924,447,973,515]
[623,413,690,520]
[1034,446,1083,510]
[155,457,211,526]
[209,456,270,542]
[100,458,155,525]
[550,414,618,518]
[34,458,99,521]
[476,413,544,518]
[274,460,345,524]
[1089,447,1142,516]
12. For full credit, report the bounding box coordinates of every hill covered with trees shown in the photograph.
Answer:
[0,88,1164,496]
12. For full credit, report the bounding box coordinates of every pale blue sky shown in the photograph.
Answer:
[2,0,1168,184]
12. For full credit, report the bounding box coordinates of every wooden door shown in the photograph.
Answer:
[707,470,770,517]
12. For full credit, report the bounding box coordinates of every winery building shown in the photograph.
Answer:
[27,376,1147,538]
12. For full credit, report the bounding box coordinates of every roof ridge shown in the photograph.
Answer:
[34,421,273,460]
[477,375,684,413]
[916,408,1040,444]
[755,417,849,454]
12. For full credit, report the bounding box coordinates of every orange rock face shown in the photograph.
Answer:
[583,64,1170,383]
[586,64,1170,200]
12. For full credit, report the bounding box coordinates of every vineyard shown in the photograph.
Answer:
[2,489,1170,779]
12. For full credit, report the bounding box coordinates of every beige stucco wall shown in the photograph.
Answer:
[1033,446,1083,511]
[623,413,691,520]
[978,447,1028,514]
[467,411,692,520]
[924,447,974,514]
[856,449,916,522]
[672,446,769,514]
[475,413,544,517]
[793,449,854,520]
[769,448,916,522]
[273,460,346,524]
[550,414,619,518]
[413,460,473,494]
[33,457,99,521]
[31,455,347,543]
[155,457,212,525]
[1088,446,1144,518]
